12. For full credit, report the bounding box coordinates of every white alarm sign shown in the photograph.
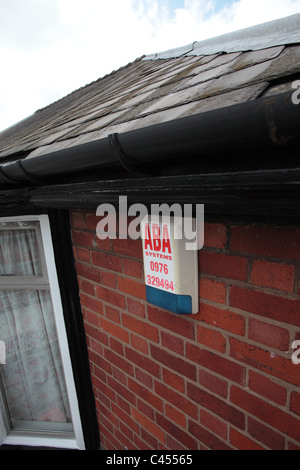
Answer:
[141,216,198,314]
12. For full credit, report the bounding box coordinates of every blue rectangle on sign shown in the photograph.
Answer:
[145,285,192,314]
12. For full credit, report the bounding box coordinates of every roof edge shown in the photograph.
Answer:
[143,13,300,60]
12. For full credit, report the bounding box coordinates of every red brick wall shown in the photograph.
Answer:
[71,211,300,450]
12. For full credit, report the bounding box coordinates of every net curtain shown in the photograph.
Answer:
[0,226,71,437]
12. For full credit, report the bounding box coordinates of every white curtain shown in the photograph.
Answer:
[0,227,42,276]
[0,226,71,427]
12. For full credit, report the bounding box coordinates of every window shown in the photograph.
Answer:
[0,215,85,449]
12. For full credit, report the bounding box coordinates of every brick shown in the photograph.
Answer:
[165,435,186,450]
[196,324,226,353]
[113,238,143,259]
[230,225,300,260]
[230,428,264,450]
[101,426,120,450]
[156,413,198,449]
[198,369,228,398]
[111,402,139,434]
[105,305,121,323]
[230,386,300,442]
[84,308,99,326]
[230,337,300,386]
[122,258,143,278]
[118,276,146,300]
[127,297,146,318]
[80,279,95,296]
[204,223,227,249]
[107,376,136,405]
[251,260,295,292]
[188,420,232,450]
[165,404,186,428]
[85,213,102,230]
[76,261,101,283]
[197,303,245,336]
[137,398,155,421]
[187,383,245,429]
[114,427,138,450]
[230,286,300,327]
[84,321,103,342]
[104,348,133,376]
[109,337,124,355]
[91,336,108,358]
[96,285,126,309]
[72,230,95,247]
[76,246,90,263]
[140,428,159,449]
[91,251,122,272]
[249,318,290,351]
[135,368,153,389]
[288,442,300,450]
[97,380,116,403]
[134,434,153,450]
[132,408,165,443]
[71,212,86,229]
[125,346,160,377]
[128,377,163,412]
[112,367,127,386]
[130,333,148,354]
[93,363,107,383]
[200,409,227,440]
[101,271,117,288]
[122,313,159,342]
[199,278,226,304]
[199,251,248,281]
[155,381,198,418]
[186,343,245,385]
[161,331,184,355]
[80,292,103,315]
[248,417,285,450]
[148,305,195,340]
[290,391,300,417]
[94,237,112,252]
[162,369,185,394]
[119,421,133,441]
[150,344,197,382]
[248,371,286,406]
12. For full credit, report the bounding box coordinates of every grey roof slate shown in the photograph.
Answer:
[0,13,299,162]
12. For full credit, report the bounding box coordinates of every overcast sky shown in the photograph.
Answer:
[0,0,300,132]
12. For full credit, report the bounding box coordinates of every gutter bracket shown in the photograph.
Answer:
[0,166,18,184]
[17,160,43,185]
[108,133,156,176]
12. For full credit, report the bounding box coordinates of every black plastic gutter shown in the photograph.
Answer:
[0,90,298,186]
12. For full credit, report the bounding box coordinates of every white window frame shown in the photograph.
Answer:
[0,214,85,449]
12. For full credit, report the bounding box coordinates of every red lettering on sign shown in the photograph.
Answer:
[152,224,161,251]
[144,223,172,254]
[162,224,171,254]
[144,223,153,250]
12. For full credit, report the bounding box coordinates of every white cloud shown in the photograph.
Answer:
[0,0,299,132]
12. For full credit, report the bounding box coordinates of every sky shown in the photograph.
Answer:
[0,0,300,132]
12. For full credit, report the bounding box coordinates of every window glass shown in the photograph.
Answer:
[0,223,43,277]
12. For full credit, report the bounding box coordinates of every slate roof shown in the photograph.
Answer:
[0,13,299,163]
